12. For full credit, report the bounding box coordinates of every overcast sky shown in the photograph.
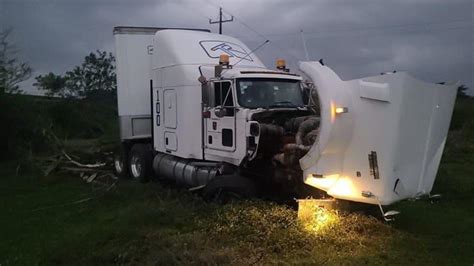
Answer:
[1,0,473,95]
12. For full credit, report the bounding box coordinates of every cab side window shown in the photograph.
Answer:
[214,82,234,107]
[213,82,235,116]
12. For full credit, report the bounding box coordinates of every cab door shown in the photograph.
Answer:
[204,81,236,152]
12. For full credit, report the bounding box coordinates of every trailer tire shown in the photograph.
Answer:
[114,145,129,179]
[128,144,152,183]
[203,175,256,203]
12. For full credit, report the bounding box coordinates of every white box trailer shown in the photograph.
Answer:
[114,26,210,141]
[113,26,457,211]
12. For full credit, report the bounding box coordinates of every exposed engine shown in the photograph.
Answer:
[245,110,321,198]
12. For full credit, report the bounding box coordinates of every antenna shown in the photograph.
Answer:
[209,7,234,34]
[300,29,310,61]
[220,39,270,76]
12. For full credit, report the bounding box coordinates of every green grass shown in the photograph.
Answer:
[0,97,473,265]
[1,155,472,265]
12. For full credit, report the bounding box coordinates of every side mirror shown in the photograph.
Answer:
[201,83,212,108]
[214,106,227,118]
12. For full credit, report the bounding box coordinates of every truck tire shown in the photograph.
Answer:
[114,145,129,179]
[203,175,257,203]
[128,143,152,183]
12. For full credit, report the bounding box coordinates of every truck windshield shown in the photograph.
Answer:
[236,78,305,109]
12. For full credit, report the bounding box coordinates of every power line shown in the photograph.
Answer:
[200,0,302,61]
[232,21,471,43]
[226,11,268,41]
[201,0,265,39]
[175,2,213,23]
[199,1,472,64]
[236,19,473,39]
[303,19,473,36]
[304,24,472,40]
[199,2,471,39]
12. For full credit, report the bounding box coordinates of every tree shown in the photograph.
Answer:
[34,72,68,97]
[35,50,116,100]
[0,29,32,94]
[457,85,471,98]
[0,29,44,161]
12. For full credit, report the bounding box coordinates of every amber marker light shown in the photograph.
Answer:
[335,107,349,114]
[219,54,230,65]
[276,58,286,70]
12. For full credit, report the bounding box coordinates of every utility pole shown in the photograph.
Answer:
[300,29,310,61]
[209,7,233,34]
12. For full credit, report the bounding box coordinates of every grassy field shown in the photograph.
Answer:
[0,97,473,265]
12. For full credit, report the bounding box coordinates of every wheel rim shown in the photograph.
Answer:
[130,156,143,179]
[114,155,123,174]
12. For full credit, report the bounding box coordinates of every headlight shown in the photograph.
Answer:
[250,123,260,136]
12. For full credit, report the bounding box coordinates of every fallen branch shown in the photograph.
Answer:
[62,150,106,168]
[60,167,110,173]
[188,184,206,191]
[44,160,61,177]
[84,173,98,183]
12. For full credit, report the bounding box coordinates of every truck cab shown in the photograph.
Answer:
[115,27,458,206]
[196,66,320,198]
[202,67,309,164]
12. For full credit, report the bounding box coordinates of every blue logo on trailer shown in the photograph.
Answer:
[200,41,253,61]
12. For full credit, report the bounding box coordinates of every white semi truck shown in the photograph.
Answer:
[113,26,457,209]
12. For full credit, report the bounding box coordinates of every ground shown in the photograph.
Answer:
[0,97,473,265]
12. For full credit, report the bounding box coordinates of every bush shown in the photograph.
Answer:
[0,94,118,161]
[445,97,474,155]
[0,94,49,161]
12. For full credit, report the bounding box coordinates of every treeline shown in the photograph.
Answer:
[34,50,116,102]
[1,28,472,162]
[0,29,117,162]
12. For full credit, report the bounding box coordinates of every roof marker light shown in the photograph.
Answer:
[276,58,290,72]
[219,54,230,65]
[276,59,286,69]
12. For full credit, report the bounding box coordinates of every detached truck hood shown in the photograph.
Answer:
[299,61,457,205]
